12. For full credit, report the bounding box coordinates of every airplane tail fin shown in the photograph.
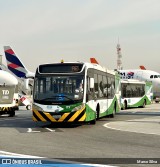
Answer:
[139,65,146,70]
[4,46,34,78]
[90,58,99,64]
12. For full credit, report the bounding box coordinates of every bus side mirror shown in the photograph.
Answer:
[90,78,94,89]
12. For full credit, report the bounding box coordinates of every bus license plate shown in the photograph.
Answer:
[53,115,61,119]
[2,96,9,99]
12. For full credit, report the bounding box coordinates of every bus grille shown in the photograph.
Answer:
[32,107,86,122]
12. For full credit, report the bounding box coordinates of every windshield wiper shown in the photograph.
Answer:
[61,95,75,102]
[41,97,57,101]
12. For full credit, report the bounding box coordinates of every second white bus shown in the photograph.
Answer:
[120,79,153,109]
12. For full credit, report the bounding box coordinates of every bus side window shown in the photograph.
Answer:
[87,77,94,100]
[111,78,115,98]
[122,84,127,97]
[103,76,107,97]
[87,77,92,92]
[94,74,98,98]
[140,85,145,96]
[107,77,111,98]
[98,75,104,98]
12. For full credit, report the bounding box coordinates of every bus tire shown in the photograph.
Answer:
[90,117,96,125]
[110,102,116,118]
[90,109,98,125]
[9,111,15,117]
[142,100,146,108]
[96,104,100,120]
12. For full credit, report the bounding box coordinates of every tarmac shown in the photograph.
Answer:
[104,103,160,136]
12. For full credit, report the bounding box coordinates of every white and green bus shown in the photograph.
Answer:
[120,79,153,109]
[32,61,121,124]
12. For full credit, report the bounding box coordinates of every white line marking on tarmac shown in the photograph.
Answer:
[27,128,40,133]
[45,128,55,132]
[103,119,160,136]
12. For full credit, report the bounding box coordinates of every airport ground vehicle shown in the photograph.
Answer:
[32,61,121,124]
[0,70,19,117]
[120,79,153,109]
[19,94,32,110]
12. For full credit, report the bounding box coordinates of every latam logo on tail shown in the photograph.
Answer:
[4,46,34,79]
[119,71,135,79]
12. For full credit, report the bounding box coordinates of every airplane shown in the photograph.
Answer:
[0,69,18,85]
[0,46,35,109]
[0,56,32,109]
[4,46,35,79]
[3,46,35,94]
[118,66,160,100]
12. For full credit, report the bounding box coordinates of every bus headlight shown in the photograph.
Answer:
[32,104,44,112]
[71,104,85,112]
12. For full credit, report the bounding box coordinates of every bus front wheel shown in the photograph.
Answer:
[110,103,116,118]
[90,110,97,124]
[142,100,146,108]
[90,117,96,124]
[9,111,15,117]
[90,105,99,124]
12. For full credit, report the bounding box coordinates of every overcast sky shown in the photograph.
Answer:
[0,0,160,73]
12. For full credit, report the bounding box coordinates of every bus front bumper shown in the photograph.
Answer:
[32,108,86,123]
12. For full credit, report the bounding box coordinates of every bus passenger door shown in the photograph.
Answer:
[86,77,97,113]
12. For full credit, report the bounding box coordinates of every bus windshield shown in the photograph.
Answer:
[33,75,84,104]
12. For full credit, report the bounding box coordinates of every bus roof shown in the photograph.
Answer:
[37,61,116,76]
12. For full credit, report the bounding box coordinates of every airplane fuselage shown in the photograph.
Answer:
[118,69,160,98]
